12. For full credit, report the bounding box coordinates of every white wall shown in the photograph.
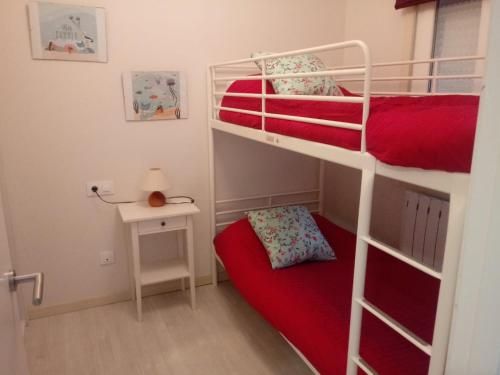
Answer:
[342,0,416,92]
[324,0,417,235]
[0,0,347,312]
[342,0,416,65]
[215,132,320,201]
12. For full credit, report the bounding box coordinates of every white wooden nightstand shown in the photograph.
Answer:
[118,201,200,321]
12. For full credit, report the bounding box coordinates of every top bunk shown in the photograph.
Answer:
[207,41,484,193]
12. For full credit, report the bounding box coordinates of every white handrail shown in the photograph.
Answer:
[211,40,370,67]
[214,190,322,231]
[215,106,363,130]
[357,91,481,97]
[209,41,483,155]
[214,92,364,103]
[215,189,319,205]
[336,54,484,70]
[213,68,365,82]
[216,199,319,216]
[337,74,482,82]
[209,40,372,152]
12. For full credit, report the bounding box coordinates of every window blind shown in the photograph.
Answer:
[433,0,482,92]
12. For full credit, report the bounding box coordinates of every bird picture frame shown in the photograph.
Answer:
[27,2,107,63]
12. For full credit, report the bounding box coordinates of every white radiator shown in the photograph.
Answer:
[400,191,449,271]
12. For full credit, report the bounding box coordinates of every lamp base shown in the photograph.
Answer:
[148,191,166,207]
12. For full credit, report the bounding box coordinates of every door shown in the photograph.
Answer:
[0,188,30,375]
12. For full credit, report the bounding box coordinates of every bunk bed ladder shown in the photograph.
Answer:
[347,169,469,375]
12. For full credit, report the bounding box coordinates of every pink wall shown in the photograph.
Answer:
[324,0,418,240]
[0,0,347,313]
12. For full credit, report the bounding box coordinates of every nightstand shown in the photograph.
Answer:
[118,201,200,321]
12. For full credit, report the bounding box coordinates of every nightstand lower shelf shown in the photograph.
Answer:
[140,259,190,286]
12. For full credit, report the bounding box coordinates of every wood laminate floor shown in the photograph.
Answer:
[25,282,312,375]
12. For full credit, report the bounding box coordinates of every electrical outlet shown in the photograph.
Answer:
[86,180,114,197]
[100,251,115,265]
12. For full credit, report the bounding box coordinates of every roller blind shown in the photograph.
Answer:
[433,0,482,92]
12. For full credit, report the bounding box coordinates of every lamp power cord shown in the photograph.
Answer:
[91,186,194,205]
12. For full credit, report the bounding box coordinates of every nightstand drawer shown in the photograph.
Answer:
[138,216,187,234]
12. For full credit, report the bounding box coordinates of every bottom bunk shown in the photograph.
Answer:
[214,214,440,375]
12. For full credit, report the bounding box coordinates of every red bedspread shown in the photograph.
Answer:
[214,215,440,374]
[219,80,479,172]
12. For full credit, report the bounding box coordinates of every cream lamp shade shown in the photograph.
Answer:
[141,168,170,192]
[141,168,170,207]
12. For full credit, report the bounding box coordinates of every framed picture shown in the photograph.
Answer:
[122,71,188,121]
[27,2,107,62]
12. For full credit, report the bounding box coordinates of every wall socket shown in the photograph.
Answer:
[100,250,115,265]
[86,180,114,197]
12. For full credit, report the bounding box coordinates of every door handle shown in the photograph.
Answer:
[5,270,44,306]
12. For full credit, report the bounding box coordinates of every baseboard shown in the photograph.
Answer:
[27,292,131,320]
[27,272,226,320]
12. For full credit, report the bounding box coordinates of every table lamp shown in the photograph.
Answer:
[141,168,170,207]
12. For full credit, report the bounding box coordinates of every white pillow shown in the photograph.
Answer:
[247,205,335,269]
[251,52,343,96]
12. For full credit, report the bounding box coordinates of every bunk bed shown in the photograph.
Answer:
[207,41,484,374]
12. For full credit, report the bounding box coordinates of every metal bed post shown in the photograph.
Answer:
[347,41,374,374]
[318,160,325,215]
[346,162,376,375]
[207,65,218,285]
[261,58,266,132]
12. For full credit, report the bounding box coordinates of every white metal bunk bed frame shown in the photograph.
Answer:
[207,40,484,375]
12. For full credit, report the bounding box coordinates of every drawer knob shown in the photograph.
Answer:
[161,221,166,226]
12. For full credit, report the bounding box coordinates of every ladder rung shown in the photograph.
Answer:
[356,297,433,355]
[351,356,378,375]
[361,236,442,279]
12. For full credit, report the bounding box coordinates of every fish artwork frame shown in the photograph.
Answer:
[122,71,188,121]
[28,2,107,62]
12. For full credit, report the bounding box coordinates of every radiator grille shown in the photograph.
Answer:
[400,191,449,271]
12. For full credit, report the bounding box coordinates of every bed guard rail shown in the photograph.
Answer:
[209,41,485,154]
[335,54,485,96]
[208,40,372,152]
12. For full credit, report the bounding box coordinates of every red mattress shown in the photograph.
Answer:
[219,80,479,173]
[214,214,440,375]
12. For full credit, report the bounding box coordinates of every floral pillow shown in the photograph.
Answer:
[247,205,336,269]
[251,52,343,96]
